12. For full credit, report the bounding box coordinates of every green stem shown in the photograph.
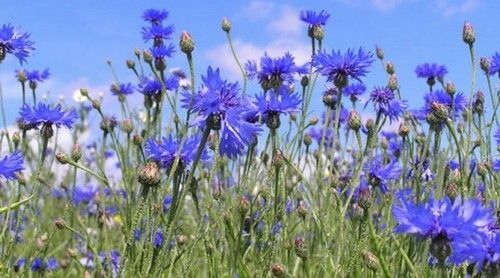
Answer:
[226,32,247,95]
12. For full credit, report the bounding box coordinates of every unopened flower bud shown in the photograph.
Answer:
[12,132,20,146]
[445,182,458,200]
[176,235,188,247]
[126,59,135,69]
[121,118,134,134]
[473,91,485,115]
[272,149,284,169]
[71,144,82,162]
[480,57,490,73]
[134,48,141,57]
[387,75,398,91]
[365,119,375,132]
[430,102,449,122]
[308,117,319,126]
[358,187,372,210]
[385,62,395,75]
[297,200,307,219]
[221,17,232,32]
[238,196,250,215]
[348,111,361,131]
[303,134,312,146]
[294,237,308,259]
[398,123,409,137]
[92,99,101,110]
[143,50,153,64]
[79,88,89,97]
[445,81,456,96]
[138,162,161,187]
[271,263,286,278]
[54,219,66,230]
[477,162,489,178]
[462,21,476,45]
[180,31,195,54]
[375,46,384,60]
[363,250,379,271]
[132,134,143,146]
[301,76,309,87]
[16,69,27,83]
[56,152,69,164]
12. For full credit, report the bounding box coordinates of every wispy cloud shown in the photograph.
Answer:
[436,0,480,17]
[241,0,275,21]
[370,0,406,12]
[205,5,310,79]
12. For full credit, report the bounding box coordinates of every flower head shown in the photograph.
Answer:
[145,134,208,171]
[365,156,402,193]
[299,10,330,26]
[18,103,78,129]
[489,52,500,77]
[254,86,301,129]
[0,24,34,64]
[142,9,169,24]
[415,63,448,83]
[110,82,134,96]
[182,66,261,158]
[343,83,366,103]
[150,44,175,59]
[313,48,373,88]
[154,229,164,248]
[16,68,50,83]
[368,86,407,122]
[246,52,307,89]
[421,90,467,121]
[142,24,174,43]
[0,151,24,180]
[73,184,99,206]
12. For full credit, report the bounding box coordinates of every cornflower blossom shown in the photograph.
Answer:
[182,66,261,158]
[0,151,24,180]
[245,52,307,90]
[312,48,373,88]
[368,86,407,122]
[0,24,34,64]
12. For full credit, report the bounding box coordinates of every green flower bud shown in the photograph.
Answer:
[221,17,232,32]
[462,21,476,45]
[180,31,195,54]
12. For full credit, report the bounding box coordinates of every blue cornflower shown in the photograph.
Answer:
[0,151,24,180]
[415,63,448,84]
[142,24,174,44]
[254,86,302,129]
[111,82,134,96]
[143,9,169,25]
[164,75,180,91]
[72,184,99,206]
[271,221,283,237]
[31,258,44,271]
[245,52,307,89]
[299,10,330,26]
[422,90,467,121]
[15,68,50,86]
[312,48,373,88]
[489,52,500,77]
[46,257,58,271]
[163,195,172,213]
[393,193,494,250]
[368,86,407,122]
[183,66,261,158]
[134,229,142,241]
[365,156,402,193]
[150,44,175,59]
[13,258,26,271]
[343,83,366,103]
[451,230,500,273]
[493,159,500,172]
[145,134,207,171]
[307,127,334,147]
[99,251,120,275]
[18,103,78,130]
[154,229,164,248]
[138,75,162,96]
[0,24,34,64]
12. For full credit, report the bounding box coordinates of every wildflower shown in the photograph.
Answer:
[150,44,176,60]
[182,66,260,158]
[0,151,24,180]
[415,63,448,86]
[138,75,162,97]
[110,82,134,96]
[312,48,373,88]
[31,258,44,271]
[254,86,302,129]
[18,103,78,133]
[72,184,99,206]
[142,24,174,45]
[365,156,402,193]
[46,257,58,271]
[163,195,172,213]
[489,52,500,77]
[13,258,26,272]
[0,24,34,64]
[423,90,467,121]
[154,229,164,248]
[245,52,307,90]
[343,83,366,103]
[451,231,500,274]
[145,134,208,171]
[142,9,169,25]
[299,10,330,40]
[367,86,407,122]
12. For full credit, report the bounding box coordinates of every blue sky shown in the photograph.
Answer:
[0,0,499,124]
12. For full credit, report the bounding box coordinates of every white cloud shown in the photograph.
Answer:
[205,5,310,79]
[370,0,405,12]
[242,0,275,20]
[437,0,480,17]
